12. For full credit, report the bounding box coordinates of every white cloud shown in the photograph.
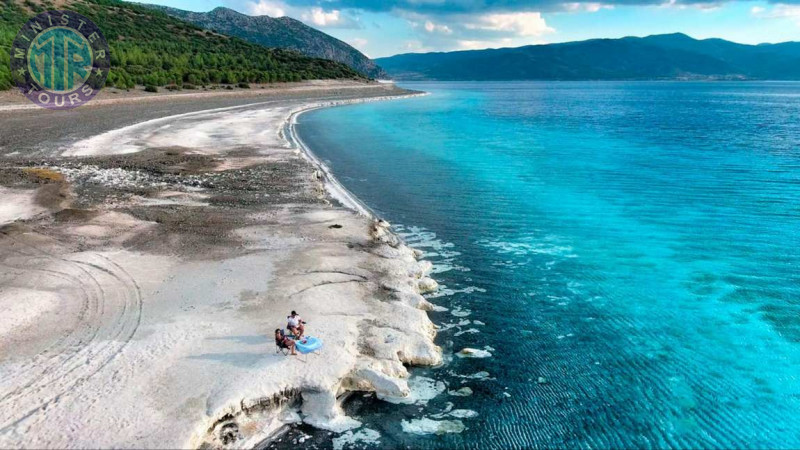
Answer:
[774,4,800,18]
[658,0,721,11]
[247,0,287,17]
[751,3,800,25]
[304,7,339,26]
[464,12,554,37]
[402,13,453,34]
[457,38,515,50]
[351,37,369,47]
[392,9,555,53]
[300,7,362,28]
[247,1,361,28]
[561,2,614,13]
[424,20,453,34]
[402,40,434,52]
[756,4,800,18]
[350,38,370,55]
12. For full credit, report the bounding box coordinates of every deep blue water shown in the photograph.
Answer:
[291,82,800,449]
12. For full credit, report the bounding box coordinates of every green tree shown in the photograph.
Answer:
[0,0,364,92]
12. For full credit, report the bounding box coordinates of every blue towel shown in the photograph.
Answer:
[295,336,322,354]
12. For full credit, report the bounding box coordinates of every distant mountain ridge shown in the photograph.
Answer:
[150,6,387,79]
[375,33,800,81]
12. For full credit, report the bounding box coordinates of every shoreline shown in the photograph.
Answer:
[0,80,389,112]
[285,92,429,218]
[0,83,443,448]
[216,90,438,446]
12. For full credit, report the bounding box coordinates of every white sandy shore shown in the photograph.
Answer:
[0,80,395,112]
[0,86,441,448]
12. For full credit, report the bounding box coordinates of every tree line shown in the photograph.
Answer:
[0,0,364,91]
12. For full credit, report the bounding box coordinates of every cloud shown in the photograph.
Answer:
[387,7,556,53]
[658,0,723,10]
[424,20,453,34]
[751,3,800,24]
[752,3,800,18]
[301,7,361,27]
[457,38,515,50]
[403,40,434,52]
[401,12,453,34]
[248,0,287,16]
[560,2,615,12]
[247,0,362,27]
[464,12,554,36]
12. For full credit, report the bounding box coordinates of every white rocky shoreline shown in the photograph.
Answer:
[191,91,443,449]
[0,84,446,448]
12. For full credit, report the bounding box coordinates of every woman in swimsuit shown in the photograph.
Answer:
[275,329,297,355]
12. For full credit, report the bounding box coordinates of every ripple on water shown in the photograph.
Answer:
[293,81,800,449]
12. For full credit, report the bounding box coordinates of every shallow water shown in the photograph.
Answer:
[286,81,800,448]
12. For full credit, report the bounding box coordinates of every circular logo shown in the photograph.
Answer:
[10,10,110,110]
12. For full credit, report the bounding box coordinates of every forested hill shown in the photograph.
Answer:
[0,0,364,91]
[151,6,387,79]
[375,33,800,81]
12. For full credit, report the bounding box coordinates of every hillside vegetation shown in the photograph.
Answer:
[152,6,387,79]
[0,0,363,91]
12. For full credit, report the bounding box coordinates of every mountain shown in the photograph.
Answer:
[151,6,387,79]
[375,33,800,81]
[0,0,363,91]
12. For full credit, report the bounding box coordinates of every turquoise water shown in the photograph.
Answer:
[292,82,800,448]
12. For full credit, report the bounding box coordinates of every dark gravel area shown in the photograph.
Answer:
[0,84,415,258]
[0,84,415,156]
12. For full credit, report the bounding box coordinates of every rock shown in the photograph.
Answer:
[456,348,492,359]
[448,409,479,419]
[448,387,473,397]
[417,277,439,294]
[471,371,492,380]
[401,418,465,435]
[352,367,409,398]
[365,326,442,366]
[394,291,436,311]
[412,260,433,278]
[278,410,302,424]
[301,390,361,433]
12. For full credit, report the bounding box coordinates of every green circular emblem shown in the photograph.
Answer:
[10,10,110,110]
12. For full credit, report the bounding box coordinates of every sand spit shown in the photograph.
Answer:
[0,84,441,448]
[0,80,393,112]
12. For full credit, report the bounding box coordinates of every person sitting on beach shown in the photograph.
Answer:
[275,329,297,355]
[287,311,306,338]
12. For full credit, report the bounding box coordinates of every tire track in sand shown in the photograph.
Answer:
[0,235,143,432]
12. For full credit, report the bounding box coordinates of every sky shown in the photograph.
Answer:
[132,0,800,58]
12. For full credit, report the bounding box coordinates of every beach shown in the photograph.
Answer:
[0,81,442,448]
